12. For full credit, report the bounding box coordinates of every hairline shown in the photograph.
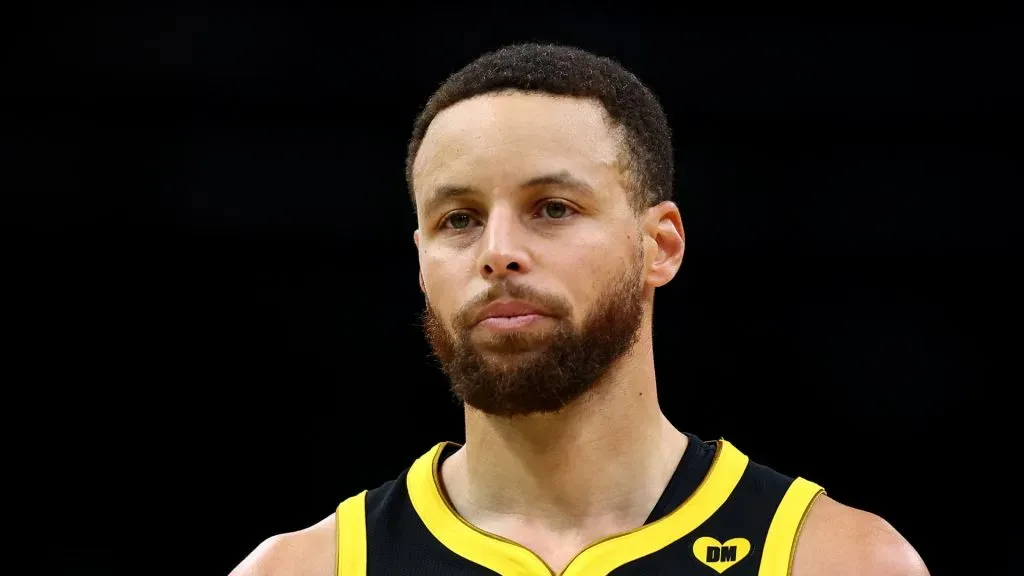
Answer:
[407,89,645,215]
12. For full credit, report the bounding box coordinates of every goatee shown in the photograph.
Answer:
[422,251,645,417]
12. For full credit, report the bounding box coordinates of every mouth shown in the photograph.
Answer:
[476,313,550,331]
[472,299,554,332]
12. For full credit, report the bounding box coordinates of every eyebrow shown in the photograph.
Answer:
[421,170,595,216]
[521,171,594,193]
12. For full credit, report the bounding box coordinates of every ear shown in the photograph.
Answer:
[642,201,685,288]
[413,229,425,293]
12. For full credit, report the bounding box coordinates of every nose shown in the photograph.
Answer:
[477,208,532,280]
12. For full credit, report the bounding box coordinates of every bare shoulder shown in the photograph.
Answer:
[792,494,929,576]
[228,513,336,576]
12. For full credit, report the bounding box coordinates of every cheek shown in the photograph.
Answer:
[421,251,469,311]
[551,237,628,309]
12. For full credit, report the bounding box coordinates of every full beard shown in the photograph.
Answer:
[421,249,645,418]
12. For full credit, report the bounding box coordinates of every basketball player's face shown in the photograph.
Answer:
[411,93,680,417]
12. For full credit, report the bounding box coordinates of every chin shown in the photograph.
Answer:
[473,335,557,357]
[474,345,547,365]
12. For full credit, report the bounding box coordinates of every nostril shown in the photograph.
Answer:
[507,262,520,271]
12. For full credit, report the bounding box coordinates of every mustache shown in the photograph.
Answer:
[455,282,571,329]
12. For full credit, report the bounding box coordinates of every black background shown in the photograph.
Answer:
[11,6,1016,575]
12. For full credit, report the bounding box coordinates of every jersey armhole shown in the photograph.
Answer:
[336,490,368,576]
[757,477,824,576]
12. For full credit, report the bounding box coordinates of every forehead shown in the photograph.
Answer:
[412,92,623,203]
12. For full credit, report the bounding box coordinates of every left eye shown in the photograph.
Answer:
[539,202,573,219]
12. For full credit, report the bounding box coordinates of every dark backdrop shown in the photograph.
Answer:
[11,6,1015,575]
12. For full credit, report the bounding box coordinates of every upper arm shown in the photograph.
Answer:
[228,514,336,576]
[792,495,929,576]
[228,533,293,576]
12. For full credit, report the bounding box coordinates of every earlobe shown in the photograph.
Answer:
[413,229,421,249]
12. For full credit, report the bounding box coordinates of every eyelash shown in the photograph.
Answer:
[440,200,577,231]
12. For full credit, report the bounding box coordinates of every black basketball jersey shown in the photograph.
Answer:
[335,434,824,575]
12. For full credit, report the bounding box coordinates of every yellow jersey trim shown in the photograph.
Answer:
[335,490,367,576]
[757,477,824,576]
[407,439,749,576]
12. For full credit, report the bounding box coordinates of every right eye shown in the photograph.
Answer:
[441,212,479,231]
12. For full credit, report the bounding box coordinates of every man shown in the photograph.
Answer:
[231,43,929,575]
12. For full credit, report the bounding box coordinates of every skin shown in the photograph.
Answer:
[229,92,929,576]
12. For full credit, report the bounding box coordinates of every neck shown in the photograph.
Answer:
[441,334,687,530]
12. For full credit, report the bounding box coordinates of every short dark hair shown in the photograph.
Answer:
[405,43,674,213]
